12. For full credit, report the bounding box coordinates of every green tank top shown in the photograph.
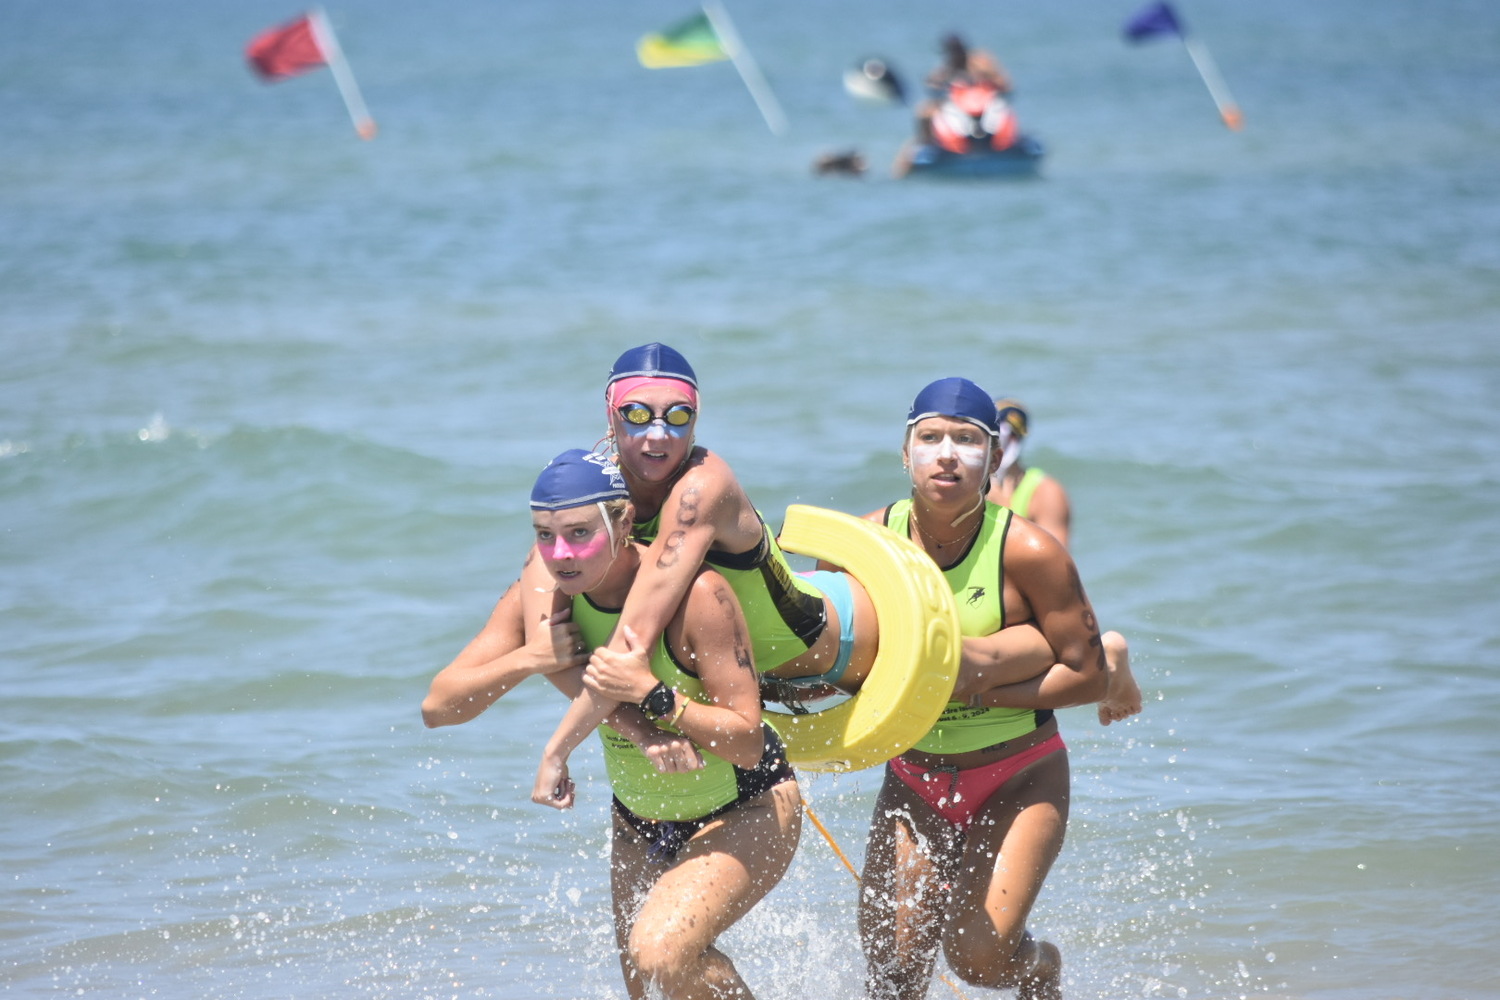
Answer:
[884,499,1046,753]
[572,592,742,821]
[633,511,825,673]
[1007,466,1047,519]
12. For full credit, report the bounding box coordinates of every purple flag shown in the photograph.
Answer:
[1124,2,1185,42]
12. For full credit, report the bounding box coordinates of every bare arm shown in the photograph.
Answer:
[610,456,744,655]
[532,572,763,809]
[421,582,587,728]
[659,573,765,767]
[950,623,1056,700]
[517,538,703,756]
[971,520,1107,710]
[587,575,764,767]
[531,678,621,810]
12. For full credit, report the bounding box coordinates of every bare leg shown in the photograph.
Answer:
[860,773,961,1000]
[1017,939,1063,1000]
[616,781,802,1000]
[942,751,1069,996]
[610,827,655,1000]
[1097,630,1143,726]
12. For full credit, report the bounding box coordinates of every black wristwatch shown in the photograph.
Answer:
[639,681,675,720]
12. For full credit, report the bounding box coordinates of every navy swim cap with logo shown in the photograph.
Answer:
[530,449,630,511]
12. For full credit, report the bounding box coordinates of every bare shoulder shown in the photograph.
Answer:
[663,447,743,513]
[681,565,743,621]
[677,446,736,491]
[1032,475,1071,508]
[1003,511,1071,568]
[482,580,525,631]
[674,566,752,670]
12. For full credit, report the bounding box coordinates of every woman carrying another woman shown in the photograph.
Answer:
[854,377,1113,1000]
[528,448,800,1000]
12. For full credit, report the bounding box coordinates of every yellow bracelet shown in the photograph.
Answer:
[667,695,689,728]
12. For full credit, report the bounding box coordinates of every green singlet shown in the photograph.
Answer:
[1007,466,1048,519]
[632,510,825,673]
[571,592,743,821]
[883,499,1051,754]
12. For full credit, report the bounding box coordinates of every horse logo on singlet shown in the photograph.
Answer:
[966,587,986,606]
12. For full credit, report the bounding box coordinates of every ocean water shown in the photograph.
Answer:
[4,0,1499,997]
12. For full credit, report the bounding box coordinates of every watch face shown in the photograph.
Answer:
[642,683,674,719]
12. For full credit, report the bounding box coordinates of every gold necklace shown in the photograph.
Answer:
[911,496,984,552]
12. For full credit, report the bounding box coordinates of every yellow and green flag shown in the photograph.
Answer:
[636,10,728,69]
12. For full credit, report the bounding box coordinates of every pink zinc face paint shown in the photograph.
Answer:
[533,505,621,594]
[537,527,609,564]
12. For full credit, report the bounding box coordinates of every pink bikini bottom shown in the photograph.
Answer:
[888,732,1066,829]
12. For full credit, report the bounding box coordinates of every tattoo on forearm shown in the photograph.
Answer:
[658,531,685,569]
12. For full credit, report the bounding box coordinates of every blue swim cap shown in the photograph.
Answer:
[530,449,630,511]
[606,343,698,390]
[906,377,1001,437]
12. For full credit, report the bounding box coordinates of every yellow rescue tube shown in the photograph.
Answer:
[770,505,960,772]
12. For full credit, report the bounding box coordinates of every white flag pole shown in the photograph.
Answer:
[701,0,787,135]
[1181,34,1242,131]
[309,6,377,139]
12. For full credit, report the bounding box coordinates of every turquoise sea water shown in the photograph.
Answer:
[4,1,1499,997]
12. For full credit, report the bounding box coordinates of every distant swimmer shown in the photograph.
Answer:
[987,397,1143,726]
[843,56,908,105]
[813,149,868,177]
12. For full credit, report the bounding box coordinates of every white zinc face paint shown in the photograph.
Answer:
[908,434,991,475]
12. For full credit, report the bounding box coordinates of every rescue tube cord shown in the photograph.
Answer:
[803,800,974,1000]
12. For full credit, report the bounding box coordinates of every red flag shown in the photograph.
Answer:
[246,14,327,81]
